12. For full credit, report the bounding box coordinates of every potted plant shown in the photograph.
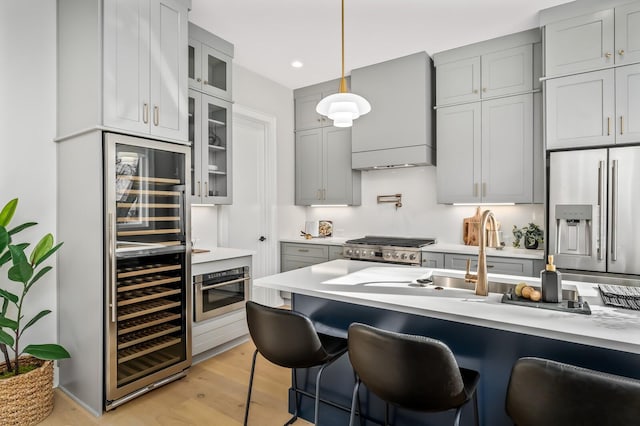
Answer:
[0,198,70,425]
[521,222,544,250]
[511,225,524,248]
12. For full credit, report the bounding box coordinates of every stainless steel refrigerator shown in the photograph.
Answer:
[548,147,640,280]
[57,132,191,414]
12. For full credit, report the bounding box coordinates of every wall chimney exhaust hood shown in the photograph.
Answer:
[351,52,435,170]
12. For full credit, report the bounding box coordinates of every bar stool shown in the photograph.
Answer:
[347,323,480,426]
[244,301,348,426]
[506,357,640,426]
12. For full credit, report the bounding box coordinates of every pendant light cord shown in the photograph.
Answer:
[339,0,347,93]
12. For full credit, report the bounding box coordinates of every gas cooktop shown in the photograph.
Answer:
[343,236,436,265]
[345,236,436,248]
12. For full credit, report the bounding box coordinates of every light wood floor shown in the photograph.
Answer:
[40,340,313,426]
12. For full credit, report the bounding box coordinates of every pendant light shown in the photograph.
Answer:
[316,0,371,128]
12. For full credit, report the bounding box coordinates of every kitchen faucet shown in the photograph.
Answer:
[465,210,501,296]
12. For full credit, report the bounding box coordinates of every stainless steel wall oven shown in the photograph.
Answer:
[194,266,250,322]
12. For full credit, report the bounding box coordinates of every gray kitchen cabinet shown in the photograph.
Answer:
[103,0,188,141]
[544,9,615,77]
[351,52,435,168]
[545,65,640,149]
[616,63,640,144]
[444,253,543,277]
[294,78,341,131]
[437,94,534,204]
[295,127,361,206]
[281,242,342,272]
[615,2,640,66]
[434,31,537,107]
[189,90,232,204]
[188,22,233,102]
[422,252,444,269]
[544,2,640,77]
[533,92,544,203]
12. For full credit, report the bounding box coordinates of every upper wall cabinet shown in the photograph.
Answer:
[436,45,533,106]
[57,0,189,142]
[188,22,234,101]
[433,29,541,204]
[103,0,188,141]
[544,2,640,77]
[546,63,640,149]
[351,52,434,169]
[294,78,340,131]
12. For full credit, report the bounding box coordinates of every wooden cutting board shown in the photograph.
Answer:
[463,207,482,246]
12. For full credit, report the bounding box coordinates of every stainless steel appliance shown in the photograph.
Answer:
[343,236,436,265]
[548,147,640,281]
[194,266,250,322]
[104,133,191,410]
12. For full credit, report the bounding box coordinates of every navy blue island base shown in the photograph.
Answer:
[288,293,640,426]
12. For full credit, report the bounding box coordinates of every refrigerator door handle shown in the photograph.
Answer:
[108,213,117,323]
[611,160,618,261]
[597,160,605,260]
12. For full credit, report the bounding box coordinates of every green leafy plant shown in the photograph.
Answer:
[521,222,544,248]
[0,198,70,377]
[511,225,524,248]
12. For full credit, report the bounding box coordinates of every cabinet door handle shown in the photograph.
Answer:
[204,181,208,197]
[604,52,612,59]
[618,49,625,56]
[298,249,309,253]
[607,117,611,136]
[316,189,321,200]
[196,77,202,82]
[482,182,487,197]
[143,103,149,124]
[197,181,201,197]
[153,106,159,126]
[204,80,208,85]
[473,183,478,197]
[108,213,116,323]
[620,116,624,135]
[473,89,479,94]
[597,160,605,261]
[322,189,326,200]
[482,88,487,93]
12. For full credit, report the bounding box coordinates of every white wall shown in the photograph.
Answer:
[304,166,545,246]
[0,1,58,354]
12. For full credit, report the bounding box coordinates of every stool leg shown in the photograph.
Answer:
[244,349,259,426]
[453,406,462,426]
[385,402,390,426]
[284,369,299,425]
[349,378,361,426]
[314,363,329,425]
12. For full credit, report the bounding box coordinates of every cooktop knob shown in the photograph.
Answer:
[393,253,400,259]
[409,253,417,260]
[370,251,375,256]
[401,253,408,260]
[384,252,391,258]
[346,249,353,255]
[354,250,360,256]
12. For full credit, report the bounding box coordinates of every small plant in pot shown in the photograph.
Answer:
[521,223,544,250]
[0,198,71,425]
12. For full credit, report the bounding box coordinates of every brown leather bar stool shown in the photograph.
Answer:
[347,323,480,426]
[244,301,348,426]
[506,357,640,426]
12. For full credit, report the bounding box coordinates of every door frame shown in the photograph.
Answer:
[218,104,279,295]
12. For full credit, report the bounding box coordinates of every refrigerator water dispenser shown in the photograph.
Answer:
[555,205,592,256]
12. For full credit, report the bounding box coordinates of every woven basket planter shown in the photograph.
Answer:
[0,356,54,426]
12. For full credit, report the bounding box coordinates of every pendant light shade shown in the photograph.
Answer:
[316,0,370,127]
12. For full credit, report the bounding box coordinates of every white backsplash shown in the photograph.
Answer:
[191,205,219,249]
[302,166,545,246]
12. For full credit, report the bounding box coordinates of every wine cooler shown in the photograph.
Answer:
[104,133,192,409]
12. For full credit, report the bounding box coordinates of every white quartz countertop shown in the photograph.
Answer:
[423,243,545,260]
[254,259,640,354]
[192,247,254,264]
[280,236,352,246]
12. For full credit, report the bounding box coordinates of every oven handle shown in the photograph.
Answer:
[200,277,249,291]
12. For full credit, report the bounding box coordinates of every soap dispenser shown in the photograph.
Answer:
[541,255,562,303]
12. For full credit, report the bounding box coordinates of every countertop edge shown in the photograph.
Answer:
[192,247,255,264]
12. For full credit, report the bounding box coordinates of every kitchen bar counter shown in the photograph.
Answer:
[254,260,640,426]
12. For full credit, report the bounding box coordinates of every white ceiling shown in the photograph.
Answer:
[189,0,573,90]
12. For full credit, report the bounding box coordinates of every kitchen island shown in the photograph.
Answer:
[254,260,640,426]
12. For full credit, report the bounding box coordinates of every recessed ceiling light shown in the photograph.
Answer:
[291,60,304,68]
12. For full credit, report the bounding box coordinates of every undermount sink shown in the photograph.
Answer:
[427,275,579,301]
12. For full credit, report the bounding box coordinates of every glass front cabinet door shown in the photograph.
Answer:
[188,25,233,102]
[188,90,232,205]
